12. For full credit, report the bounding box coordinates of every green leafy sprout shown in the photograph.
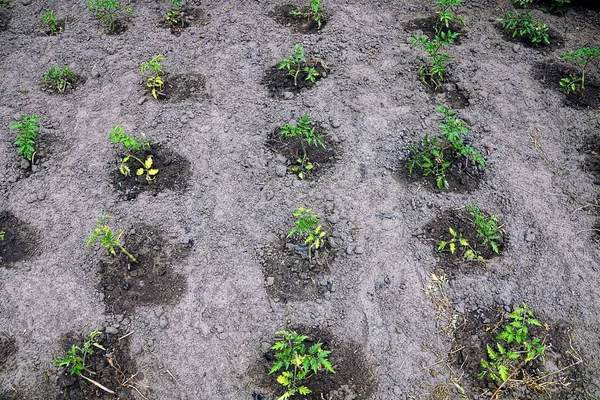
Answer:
[87,214,137,262]
[110,125,158,182]
[409,31,459,89]
[408,105,486,190]
[499,10,550,47]
[437,227,483,261]
[287,207,326,262]
[10,115,40,162]
[512,0,532,8]
[43,66,75,93]
[165,0,184,29]
[559,46,600,94]
[55,330,105,376]
[280,114,325,180]
[0,0,7,7]
[479,303,546,386]
[87,0,133,34]
[435,0,465,33]
[467,204,503,254]
[278,44,320,86]
[54,330,116,394]
[141,54,166,100]
[290,0,324,30]
[0,231,4,240]
[269,330,335,400]
[42,10,61,35]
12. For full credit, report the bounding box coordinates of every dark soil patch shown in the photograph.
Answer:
[111,143,191,200]
[261,236,337,302]
[97,223,191,315]
[495,22,565,53]
[160,72,207,102]
[103,19,129,36]
[580,135,600,183]
[398,148,486,193]
[0,334,16,372]
[532,61,600,109]
[422,208,506,269]
[269,4,325,34]
[251,326,377,400]
[451,306,591,399]
[422,77,470,109]
[158,7,208,36]
[403,16,465,44]
[0,211,38,266]
[266,125,338,180]
[0,8,9,31]
[15,131,60,179]
[262,62,329,98]
[55,330,142,400]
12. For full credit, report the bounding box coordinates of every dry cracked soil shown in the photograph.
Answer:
[1,0,600,399]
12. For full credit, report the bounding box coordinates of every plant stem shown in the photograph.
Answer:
[117,244,137,263]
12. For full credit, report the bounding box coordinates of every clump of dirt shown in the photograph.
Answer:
[266,125,338,181]
[158,7,208,36]
[422,207,507,269]
[263,62,329,98]
[110,143,191,200]
[54,330,142,400]
[451,305,591,400]
[251,326,377,400]
[261,235,337,302]
[97,223,191,315]
[532,61,600,109]
[0,211,39,266]
[269,4,326,34]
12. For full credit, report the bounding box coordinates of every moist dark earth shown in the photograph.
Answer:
[1,0,600,399]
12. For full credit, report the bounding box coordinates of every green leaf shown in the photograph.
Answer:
[298,386,312,395]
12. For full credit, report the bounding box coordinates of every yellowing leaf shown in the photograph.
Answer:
[120,165,131,176]
[148,168,159,176]
[136,168,144,176]
[449,242,456,254]
[144,157,153,169]
[276,374,290,386]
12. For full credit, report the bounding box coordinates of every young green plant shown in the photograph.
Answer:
[290,0,324,29]
[55,330,115,394]
[278,44,319,86]
[141,54,165,99]
[435,0,465,33]
[110,125,158,182]
[467,204,503,254]
[479,303,546,388]
[10,115,40,162]
[499,10,550,47]
[43,66,75,93]
[165,0,184,30]
[512,0,532,8]
[42,10,60,35]
[408,105,485,190]
[87,0,132,34]
[437,227,483,261]
[287,207,326,262]
[280,114,325,179]
[0,0,7,7]
[87,214,137,262]
[269,330,335,400]
[559,46,600,94]
[410,31,458,89]
[0,231,4,240]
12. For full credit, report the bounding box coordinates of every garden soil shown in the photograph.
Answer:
[1,0,600,399]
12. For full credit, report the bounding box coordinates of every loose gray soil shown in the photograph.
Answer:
[1,0,600,399]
